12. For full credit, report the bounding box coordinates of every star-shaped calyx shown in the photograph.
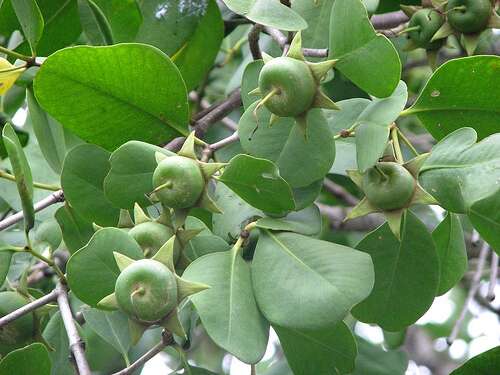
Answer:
[97,236,209,344]
[248,32,339,136]
[346,154,437,239]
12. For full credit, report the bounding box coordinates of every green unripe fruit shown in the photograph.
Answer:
[362,162,416,211]
[447,0,492,34]
[0,292,35,355]
[115,259,177,323]
[258,56,317,117]
[129,222,174,257]
[408,9,445,50]
[152,156,204,209]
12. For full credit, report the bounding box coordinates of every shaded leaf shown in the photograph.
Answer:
[0,343,51,375]
[451,346,500,375]
[256,204,322,236]
[55,204,94,254]
[11,0,44,53]
[469,189,500,255]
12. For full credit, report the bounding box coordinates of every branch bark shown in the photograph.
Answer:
[0,289,58,328]
[248,24,263,60]
[371,11,409,30]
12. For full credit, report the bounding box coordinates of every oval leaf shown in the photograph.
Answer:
[451,346,500,375]
[33,43,189,150]
[55,204,95,254]
[256,204,322,236]
[469,189,500,255]
[0,343,51,375]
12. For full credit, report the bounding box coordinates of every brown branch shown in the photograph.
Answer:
[248,24,263,60]
[0,190,65,232]
[371,11,409,30]
[0,289,58,328]
[111,331,174,375]
[201,132,240,162]
[56,283,92,375]
[322,179,359,206]
[487,251,498,301]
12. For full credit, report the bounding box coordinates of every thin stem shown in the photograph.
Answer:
[0,288,58,328]
[0,170,61,191]
[201,132,240,162]
[0,190,65,232]
[56,283,92,375]
[26,247,66,281]
[251,364,256,375]
[323,178,359,206]
[397,25,421,36]
[447,242,490,345]
[487,252,498,301]
[396,128,419,156]
[248,24,263,60]
[0,46,33,62]
[111,331,174,375]
[391,126,404,163]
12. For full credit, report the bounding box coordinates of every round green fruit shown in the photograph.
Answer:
[152,156,204,209]
[258,56,317,117]
[447,0,492,34]
[0,292,35,355]
[129,222,174,257]
[115,259,177,323]
[408,9,445,50]
[362,162,416,211]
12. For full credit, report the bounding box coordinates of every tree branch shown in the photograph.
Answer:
[56,283,92,375]
[323,179,359,206]
[0,190,65,232]
[248,24,263,60]
[111,331,174,375]
[487,251,498,301]
[371,11,409,30]
[0,289,58,328]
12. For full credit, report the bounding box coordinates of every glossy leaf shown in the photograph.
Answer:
[183,248,270,364]
[78,0,114,45]
[404,56,500,140]
[252,231,374,330]
[256,204,322,236]
[239,105,336,188]
[92,0,141,42]
[2,123,34,232]
[433,213,468,295]
[11,0,44,53]
[104,141,174,209]
[55,204,94,254]
[275,321,357,375]
[223,0,307,31]
[450,346,500,375]
[61,144,120,227]
[329,0,401,98]
[352,211,439,331]
[219,155,295,215]
[33,43,189,150]
[469,189,500,255]
[67,227,144,307]
[420,128,500,213]
[0,343,51,375]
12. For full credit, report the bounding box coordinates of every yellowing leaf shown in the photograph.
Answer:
[0,58,25,95]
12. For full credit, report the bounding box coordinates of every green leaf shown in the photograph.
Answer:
[78,0,114,45]
[104,141,174,209]
[0,247,13,287]
[450,346,500,375]
[42,312,74,375]
[184,217,231,262]
[0,343,51,375]
[469,189,500,255]
[92,0,141,42]
[420,128,500,213]
[2,123,34,232]
[61,144,120,227]
[352,211,439,331]
[67,227,144,306]
[404,56,500,140]
[223,0,307,31]
[33,43,189,150]
[292,0,334,50]
[82,308,131,359]
[433,213,468,295]
[238,105,336,188]
[329,0,401,98]
[55,204,94,254]
[11,0,44,53]
[252,231,374,329]
[292,178,323,211]
[219,155,295,215]
[275,321,357,375]
[353,337,409,375]
[241,60,264,110]
[256,204,322,236]
[183,248,269,364]
[172,0,224,90]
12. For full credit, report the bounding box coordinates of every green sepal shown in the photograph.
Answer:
[347,169,363,189]
[16,269,30,297]
[134,203,151,224]
[286,32,304,61]
[269,113,280,127]
[172,208,189,229]
[261,52,273,64]
[431,0,447,10]
[198,188,223,214]
[176,228,204,247]
[198,161,226,180]
[400,5,420,17]
[155,151,168,164]
[155,210,173,228]
[175,275,209,302]
[311,90,340,111]
[426,50,438,71]
[487,12,500,28]
[403,39,419,52]
[129,319,148,345]
[431,22,454,42]
[346,197,379,220]
[117,209,134,228]
[412,184,439,206]
[92,223,103,232]
[97,293,119,311]
[460,33,480,56]
[403,154,429,178]
[385,209,404,240]
[161,309,186,338]
[152,236,176,271]
[307,60,337,82]
[294,114,308,139]
[248,87,261,96]
[113,252,135,272]
[178,132,197,159]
